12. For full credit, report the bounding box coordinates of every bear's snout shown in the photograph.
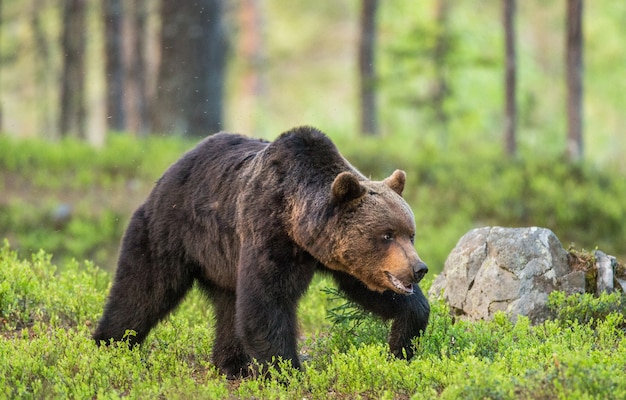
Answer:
[412,261,428,283]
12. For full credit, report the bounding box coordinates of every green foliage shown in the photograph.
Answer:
[0,203,125,267]
[329,131,626,272]
[382,0,501,148]
[548,290,625,328]
[2,0,626,395]
[2,245,626,398]
[0,241,108,330]
[2,131,626,275]
[0,134,192,268]
[375,1,626,172]
[313,286,389,357]
[0,134,191,189]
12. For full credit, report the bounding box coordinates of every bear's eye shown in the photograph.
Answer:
[382,232,394,241]
[410,234,415,244]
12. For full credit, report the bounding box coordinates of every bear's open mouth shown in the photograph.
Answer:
[385,272,414,295]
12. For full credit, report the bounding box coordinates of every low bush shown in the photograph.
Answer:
[2,133,625,273]
[2,244,626,398]
[0,241,108,330]
[0,204,125,268]
[548,290,625,328]
[0,134,191,190]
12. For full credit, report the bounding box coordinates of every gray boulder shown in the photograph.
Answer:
[429,226,585,323]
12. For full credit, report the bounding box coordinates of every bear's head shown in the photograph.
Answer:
[327,169,428,295]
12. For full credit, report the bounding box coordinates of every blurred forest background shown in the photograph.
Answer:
[1,0,625,273]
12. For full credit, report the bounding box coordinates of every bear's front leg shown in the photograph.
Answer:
[387,286,430,359]
[328,269,430,360]
[234,246,316,373]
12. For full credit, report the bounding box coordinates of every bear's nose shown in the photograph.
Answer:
[413,261,428,283]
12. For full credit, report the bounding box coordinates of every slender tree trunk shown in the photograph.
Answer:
[238,0,266,134]
[103,0,126,132]
[59,0,87,139]
[31,0,54,138]
[566,0,584,161]
[130,0,150,135]
[0,0,2,132]
[432,0,450,145]
[153,0,228,136]
[358,0,379,136]
[152,0,183,135]
[504,0,517,157]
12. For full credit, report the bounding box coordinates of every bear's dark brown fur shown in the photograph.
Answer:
[94,126,429,378]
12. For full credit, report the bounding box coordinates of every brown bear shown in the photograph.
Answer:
[93,126,429,378]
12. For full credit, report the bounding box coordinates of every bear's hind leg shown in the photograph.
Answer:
[94,208,195,346]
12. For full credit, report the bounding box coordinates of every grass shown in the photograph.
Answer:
[0,134,192,190]
[2,133,625,274]
[0,130,625,397]
[0,133,194,268]
[2,241,626,399]
[2,1,626,395]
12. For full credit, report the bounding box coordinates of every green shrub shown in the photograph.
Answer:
[0,203,126,268]
[331,132,626,272]
[2,133,625,274]
[547,290,626,328]
[0,134,191,190]
[0,241,108,330]
[310,286,389,360]
[2,245,626,398]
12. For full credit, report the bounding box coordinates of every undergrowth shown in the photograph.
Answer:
[2,242,626,399]
[0,203,125,267]
[0,134,191,189]
[1,133,625,274]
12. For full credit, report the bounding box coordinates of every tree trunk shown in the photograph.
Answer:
[129,0,150,135]
[566,0,584,161]
[31,0,55,138]
[238,0,266,134]
[0,0,4,134]
[103,0,126,132]
[0,0,2,132]
[59,0,87,139]
[503,0,517,157]
[153,0,228,137]
[358,0,379,136]
[432,0,450,145]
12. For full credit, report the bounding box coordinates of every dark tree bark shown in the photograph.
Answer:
[103,0,126,132]
[503,0,517,157]
[358,0,379,136]
[238,0,266,134]
[566,0,584,161]
[153,0,228,136]
[103,0,151,135]
[59,0,87,139]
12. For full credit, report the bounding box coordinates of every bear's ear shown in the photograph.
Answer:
[384,169,406,196]
[331,172,366,204]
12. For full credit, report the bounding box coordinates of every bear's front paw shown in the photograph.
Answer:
[388,325,416,360]
[389,340,415,360]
